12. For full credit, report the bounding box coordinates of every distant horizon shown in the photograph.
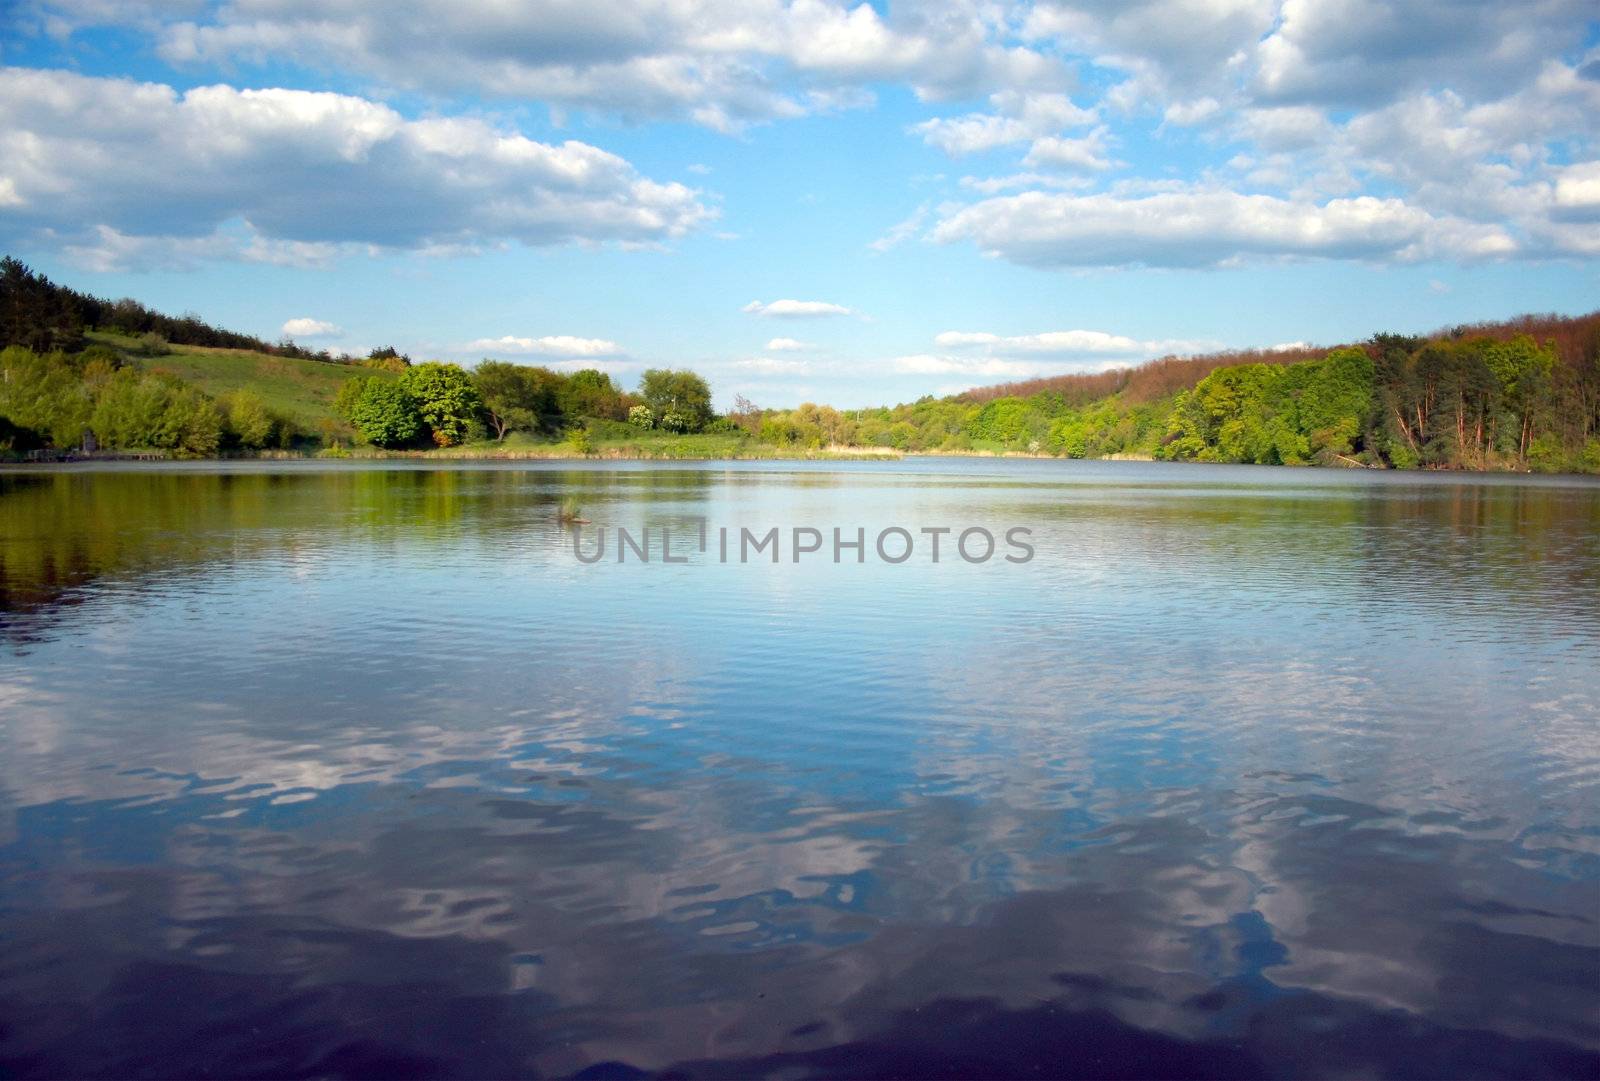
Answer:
[1,2,1596,409]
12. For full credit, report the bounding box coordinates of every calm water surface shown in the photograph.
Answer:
[0,459,1597,1079]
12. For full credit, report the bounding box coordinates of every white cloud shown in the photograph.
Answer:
[1021,126,1115,171]
[463,335,623,357]
[932,188,1517,268]
[32,0,1070,129]
[764,337,811,351]
[911,91,1095,156]
[934,329,1212,355]
[1252,0,1593,109]
[1022,0,1278,105]
[281,317,341,338]
[958,172,1095,194]
[1553,161,1600,219]
[1163,96,1222,125]
[59,222,349,272]
[0,68,714,266]
[742,298,853,317]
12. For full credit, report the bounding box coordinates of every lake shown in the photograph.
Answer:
[1,459,1597,1079]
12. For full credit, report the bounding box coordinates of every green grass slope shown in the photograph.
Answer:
[89,331,388,432]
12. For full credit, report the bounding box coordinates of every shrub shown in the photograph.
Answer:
[343,378,422,447]
[135,332,169,357]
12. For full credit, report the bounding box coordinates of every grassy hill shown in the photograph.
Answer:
[88,330,389,435]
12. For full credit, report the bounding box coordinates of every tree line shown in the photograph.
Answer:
[0,344,289,456]
[333,363,717,448]
[1,257,348,362]
[747,316,1600,472]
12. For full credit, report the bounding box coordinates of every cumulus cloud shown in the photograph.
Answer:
[742,298,853,317]
[1252,0,1593,109]
[31,0,1070,129]
[765,337,811,351]
[0,67,713,266]
[1021,126,1115,171]
[958,172,1095,194]
[1022,0,1278,104]
[911,91,1095,156]
[1553,161,1600,220]
[463,335,623,357]
[281,317,341,338]
[932,188,1517,268]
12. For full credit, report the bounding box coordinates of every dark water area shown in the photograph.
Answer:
[0,459,1597,1079]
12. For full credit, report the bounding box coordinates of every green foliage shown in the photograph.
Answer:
[400,362,481,447]
[559,369,626,421]
[565,426,592,454]
[639,368,713,432]
[1583,439,1600,473]
[474,360,556,440]
[0,346,92,448]
[970,398,1034,444]
[90,368,222,456]
[1527,433,1568,473]
[1,257,87,353]
[75,344,123,371]
[629,404,655,429]
[363,346,411,371]
[225,389,277,449]
[135,332,170,357]
[340,377,423,448]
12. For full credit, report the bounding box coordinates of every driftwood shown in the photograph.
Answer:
[1333,454,1378,469]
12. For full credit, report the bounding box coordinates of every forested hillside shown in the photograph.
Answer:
[750,312,1600,472]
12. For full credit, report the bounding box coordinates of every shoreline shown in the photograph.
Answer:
[3,447,1586,476]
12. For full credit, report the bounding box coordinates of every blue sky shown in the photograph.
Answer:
[2,2,1597,408]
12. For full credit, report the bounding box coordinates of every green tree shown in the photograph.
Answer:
[0,346,92,448]
[401,362,482,446]
[1483,336,1555,458]
[225,389,276,449]
[628,404,655,428]
[638,369,713,432]
[474,361,556,440]
[558,369,626,421]
[340,377,423,448]
[89,369,222,456]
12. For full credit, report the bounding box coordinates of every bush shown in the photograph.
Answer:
[90,369,221,456]
[225,389,275,449]
[342,378,422,447]
[1582,439,1600,474]
[135,332,169,357]
[1527,433,1569,473]
[629,404,655,429]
